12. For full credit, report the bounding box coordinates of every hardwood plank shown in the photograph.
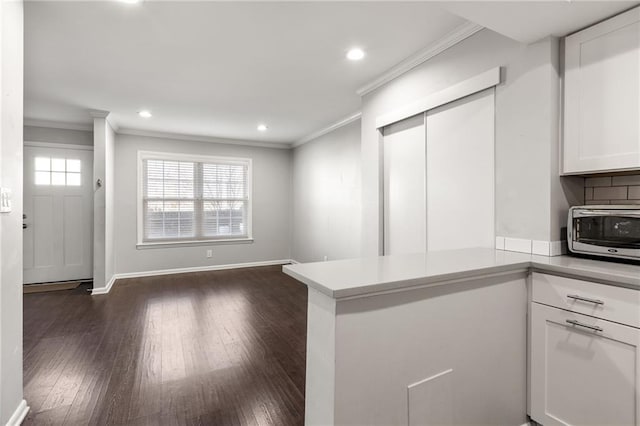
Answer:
[22,404,72,426]
[23,265,307,426]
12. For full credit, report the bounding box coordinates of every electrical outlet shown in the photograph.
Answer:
[206,249,213,258]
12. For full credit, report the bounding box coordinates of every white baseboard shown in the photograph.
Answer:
[91,274,118,296]
[91,259,295,295]
[5,399,29,426]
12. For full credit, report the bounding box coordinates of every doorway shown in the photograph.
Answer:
[23,143,93,284]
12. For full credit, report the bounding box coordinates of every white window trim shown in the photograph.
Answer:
[136,150,253,248]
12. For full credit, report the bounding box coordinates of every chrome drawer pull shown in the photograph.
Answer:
[566,294,604,305]
[566,319,603,332]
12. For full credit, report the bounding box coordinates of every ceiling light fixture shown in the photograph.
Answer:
[257,124,268,132]
[138,110,152,118]
[346,48,365,61]
[120,0,141,4]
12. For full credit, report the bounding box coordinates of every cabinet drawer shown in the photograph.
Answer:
[532,272,640,328]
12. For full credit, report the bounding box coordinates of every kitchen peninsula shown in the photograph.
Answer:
[284,248,640,426]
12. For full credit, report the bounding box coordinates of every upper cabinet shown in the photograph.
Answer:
[563,7,640,175]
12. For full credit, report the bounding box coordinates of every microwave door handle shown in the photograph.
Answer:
[574,210,640,218]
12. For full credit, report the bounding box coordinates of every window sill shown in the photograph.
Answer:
[136,238,254,250]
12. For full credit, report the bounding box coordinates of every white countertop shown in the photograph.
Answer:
[283,248,640,299]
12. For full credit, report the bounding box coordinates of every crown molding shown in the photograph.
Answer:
[106,118,120,133]
[117,127,292,150]
[356,21,484,97]
[24,118,93,132]
[293,111,362,148]
[88,109,110,119]
[88,109,120,132]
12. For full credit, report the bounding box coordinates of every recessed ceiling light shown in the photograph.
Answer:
[138,110,152,118]
[120,0,141,4]
[257,124,268,132]
[347,48,365,61]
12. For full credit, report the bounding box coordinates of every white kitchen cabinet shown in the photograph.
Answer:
[530,275,640,425]
[563,6,640,174]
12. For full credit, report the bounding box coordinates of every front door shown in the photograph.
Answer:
[23,144,93,284]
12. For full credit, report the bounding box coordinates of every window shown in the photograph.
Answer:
[139,152,252,245]
[35,157,81,186]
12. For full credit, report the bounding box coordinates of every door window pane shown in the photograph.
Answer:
[35,157,50,171]
[51,158,66,172]
[51,172,66,186]
[33,157,82,187]
[35,171,50,185]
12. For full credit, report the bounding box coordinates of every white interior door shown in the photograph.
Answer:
[426,89,495,251]
[23,145,93,284]
[382,114,426,255]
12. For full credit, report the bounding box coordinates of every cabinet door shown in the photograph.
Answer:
[530,303,640,425]
[563,7,640,174]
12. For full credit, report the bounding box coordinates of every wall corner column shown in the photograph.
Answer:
[90,110,116,293]
[0,0,26,423]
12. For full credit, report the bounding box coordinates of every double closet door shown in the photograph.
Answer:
[383,89,495,255]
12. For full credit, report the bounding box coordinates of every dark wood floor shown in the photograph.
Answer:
[23,266,307,426]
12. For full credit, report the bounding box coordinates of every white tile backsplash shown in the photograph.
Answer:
[584,176,612,187]
[612,175,640,186]
[493,174,640,258]
[584,174,640,205]
[550,240,567,256]
[584,187,594,201]
[593,186,628,200]
[531,240,550,256]
[504,237,532,254]
[495,236,566,256]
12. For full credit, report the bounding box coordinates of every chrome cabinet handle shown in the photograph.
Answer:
[566,294,604,305]
[566,319,603,332]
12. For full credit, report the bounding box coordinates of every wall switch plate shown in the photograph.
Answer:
[0,188,11,213]
[206,249,213,258]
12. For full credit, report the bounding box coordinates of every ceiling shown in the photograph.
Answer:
[24,1,638,146]
[24,2,466,144]
[439,1,638,44]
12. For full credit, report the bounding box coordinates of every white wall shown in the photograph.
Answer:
[360,29,583,256]
[0,0,25,422]
[24,125,93,146]
[291,120,361,263]
[113,134,292,274]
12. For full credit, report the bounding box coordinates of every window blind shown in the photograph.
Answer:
[142,157,250,242]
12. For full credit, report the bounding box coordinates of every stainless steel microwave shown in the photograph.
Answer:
[568,205,640,260]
